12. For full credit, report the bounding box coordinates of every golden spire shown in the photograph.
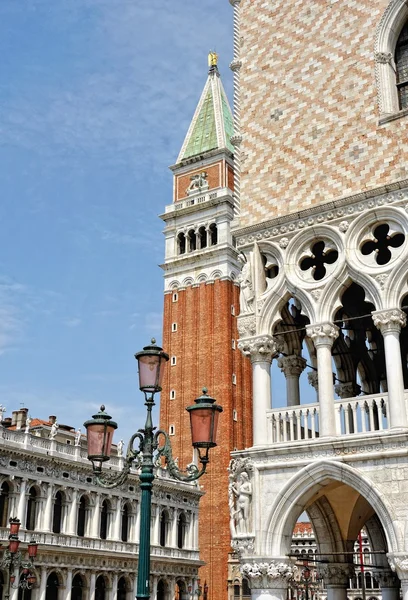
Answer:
[208,51,218,68]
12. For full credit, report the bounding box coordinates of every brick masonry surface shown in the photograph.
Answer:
[160,280,252,600]
[238,0,408,227]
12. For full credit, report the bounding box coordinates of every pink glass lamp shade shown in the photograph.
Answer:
[134,339,169,394]
[28,539,38,559]
[8,536,20,554]
[84,406,117,472]
[9,518,20,536]
[186,389,223,452]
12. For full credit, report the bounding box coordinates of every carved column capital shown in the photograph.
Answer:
[374,51,393,64]
[306,322,339,347]
[277,355,307,378]
[334,382,361,399]
[373,309,406,334]
[240,561,296,590]
[238,335,282,364]
[318,563,354,586]
[375,569,400,588]
[230,59,242,72]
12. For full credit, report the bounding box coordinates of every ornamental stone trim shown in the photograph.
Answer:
[237,314,256,338]
[306,323,339,347]
[318,563,355,586]
[240,561,296,590]
[307,371,319,391]
[388,553,408,580]
[372,309,407,333]
[238,335,283,363]
[230,59,242,71]
[374,51,393,64]
[334,382,361,399]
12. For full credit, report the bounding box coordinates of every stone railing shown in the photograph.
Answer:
[164,189,227,214]
[267,393,390,444]
[0,528,200,560]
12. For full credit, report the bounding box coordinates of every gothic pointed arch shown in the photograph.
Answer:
[265,460,399,558]
[375,0,408,116]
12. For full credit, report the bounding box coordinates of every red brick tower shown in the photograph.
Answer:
[160,54,252,600]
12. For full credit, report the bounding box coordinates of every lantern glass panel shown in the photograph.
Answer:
[87,424,115,459]
[9,520,20,535]
[28,542,38,558]
[27,575,36,585]
[9,538,20,553]
[190,408,220,446]
[138,355,162,391]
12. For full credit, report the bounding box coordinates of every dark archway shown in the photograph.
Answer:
[95,576,106,600]
[45,572,59,600]
[52,491,63,534]
[157,580,168,600]
[160,510,170,547]
[121,504,129,542]
[77,496,87,537]
[100,500,109,540]
[25,487,37,531]
[177,512,187,549]
[71,574,84,600]
[117,577,126,600]
[0,482,10,527]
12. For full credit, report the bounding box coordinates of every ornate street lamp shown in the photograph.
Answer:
[0,518,39,600]
[84,339,222,600]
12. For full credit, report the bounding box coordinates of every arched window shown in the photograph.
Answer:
[175,581,186,600]
[209,224,217,246]
[188,230,196,252]
[77,496,87,537]
[157,580,168,600]
[198,226,207,249]
[396,21,408,109]
[25,487,37,531]
[177,513,187,549]
[117,577,127,600]
[0,482,10,527]
[177,233,186,255]
[242,579,251,599]
[95,576,106,600]
[100,500,109,540]
[52,491,63,534]
[71,574,84,600]
[160,510,170,547]
[45,572,59,600]
[233,584,240,599]
[121,503,129,542]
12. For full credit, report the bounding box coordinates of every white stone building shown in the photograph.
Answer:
[0,408,203,600]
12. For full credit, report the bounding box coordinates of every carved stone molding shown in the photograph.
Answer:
[231,537,255,556]
[230,59,242,71]
[229,458,254,539]
[373,309,407,334]
[334,382,361,399]
[388,553,408,580]
[230,134,243,147]
[318,563,355,586]
[375,569,400,588]
[306,322,339,347]
[238,335,282,363]
[277,355,307,378]
[374,51,393,64]
[307,371,319,391]
[240,561,296,590]
[237,315,256,338]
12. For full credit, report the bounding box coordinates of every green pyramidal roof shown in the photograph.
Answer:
[177,66,234,163]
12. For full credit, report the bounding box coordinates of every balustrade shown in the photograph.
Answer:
[267,393,392,444]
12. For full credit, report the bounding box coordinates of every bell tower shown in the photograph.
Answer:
[160,54,252,600]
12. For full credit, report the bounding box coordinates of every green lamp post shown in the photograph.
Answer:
[84,339,222,600]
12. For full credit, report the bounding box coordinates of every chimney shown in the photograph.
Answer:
[12,408,28,431]
[3,417,12,428]
[49,415,56,425]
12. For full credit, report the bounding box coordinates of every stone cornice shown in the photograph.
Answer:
[235,180,408,244]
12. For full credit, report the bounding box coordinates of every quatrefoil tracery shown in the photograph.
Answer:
[300,240,339,281]
[361,223,405,266]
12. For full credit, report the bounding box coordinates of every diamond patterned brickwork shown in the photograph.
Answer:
[238,0,408,227]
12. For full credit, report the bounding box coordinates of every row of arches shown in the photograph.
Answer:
[177,224,217,255]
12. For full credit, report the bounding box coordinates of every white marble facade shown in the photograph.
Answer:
[0,409,202,600]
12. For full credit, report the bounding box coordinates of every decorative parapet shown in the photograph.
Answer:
[241,561,296,590]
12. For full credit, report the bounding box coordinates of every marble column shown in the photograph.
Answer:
[90,494,101,538]
[240,561,294,600]
[112,498,122,541]
[42,483,54,532]
[238,335,281,446]
[170,509,177,547]
[319,563,353,600]
[65,569,73,600]
[89,573,96,600]
[373,309,408,429]
[112,574,118,600]
[306,323,339,437]
[17,479,28,526]
[152,505,160,546]
[388,554,408,600]
[67,490,79,536]
[38,567,47,600]
[277,355,307,407]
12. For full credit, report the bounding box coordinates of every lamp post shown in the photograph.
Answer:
[0,518,39,600]
[84,339,222,600]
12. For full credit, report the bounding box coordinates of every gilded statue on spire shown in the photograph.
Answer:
[208,51,218,68]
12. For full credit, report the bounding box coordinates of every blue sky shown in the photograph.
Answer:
[0,0,234,442]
